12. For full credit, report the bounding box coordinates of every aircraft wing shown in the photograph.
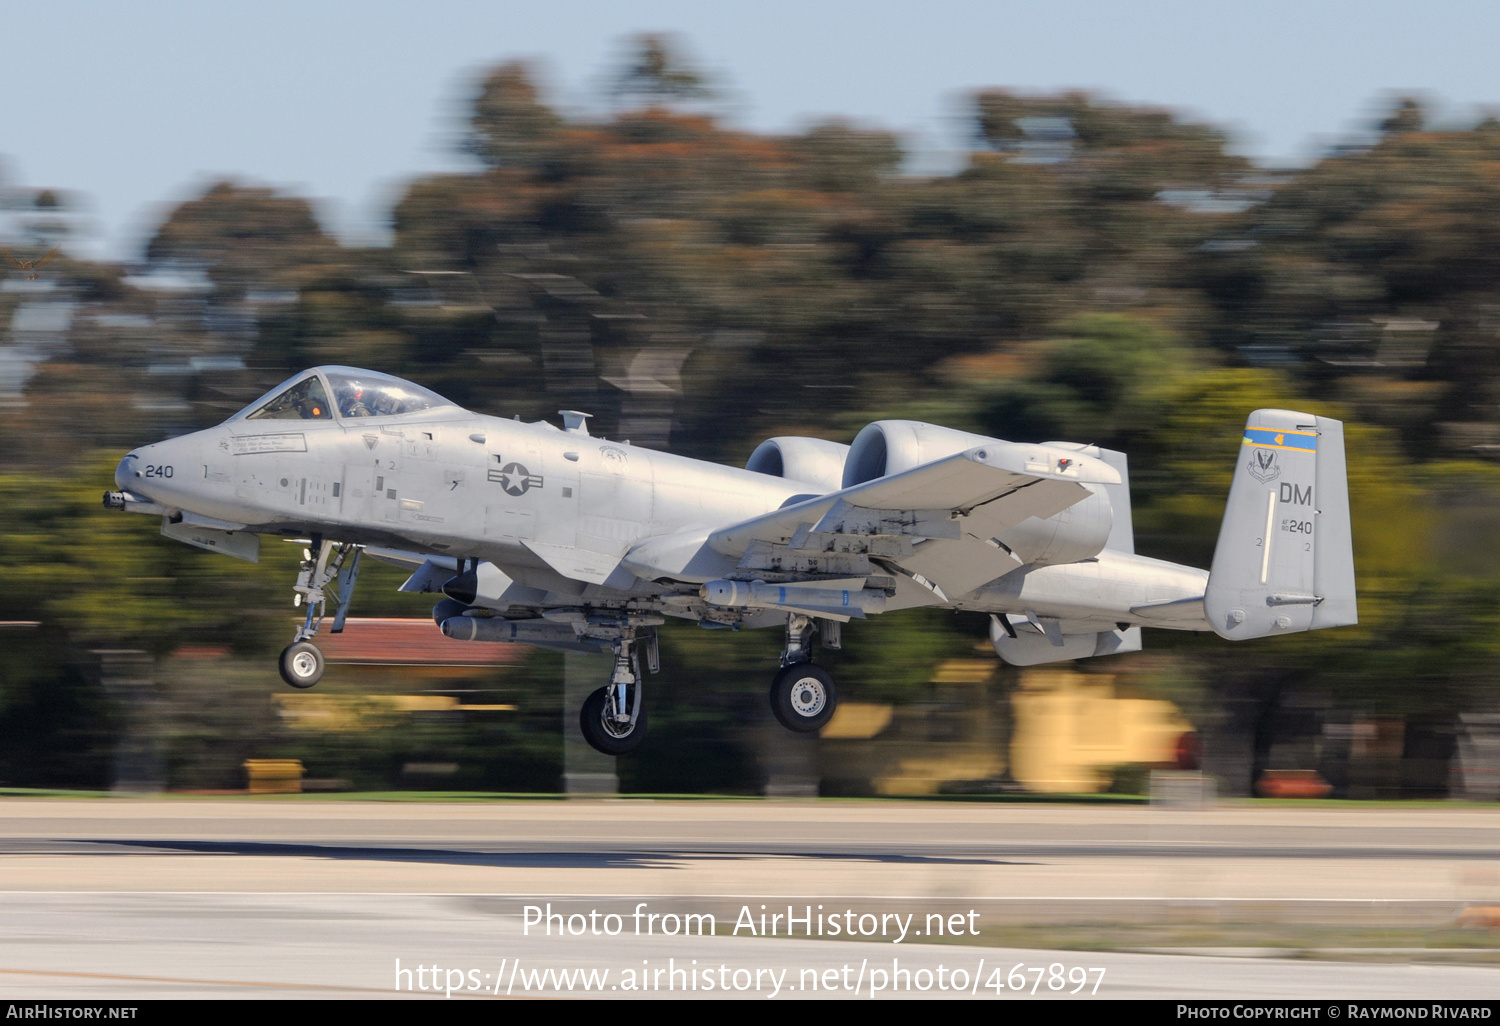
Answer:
[706,443,1120,599]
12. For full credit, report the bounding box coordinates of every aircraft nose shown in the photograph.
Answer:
[115,453,141,491]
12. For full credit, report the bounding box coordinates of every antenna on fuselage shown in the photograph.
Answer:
[559,410,593,436]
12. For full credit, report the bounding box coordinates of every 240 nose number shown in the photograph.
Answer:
[143,464,174,479]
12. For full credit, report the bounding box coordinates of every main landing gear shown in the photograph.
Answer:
[768,614,839,733]
[277,536,363,689]
[579,628,658,755]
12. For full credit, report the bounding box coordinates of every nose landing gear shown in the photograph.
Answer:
[279,641,325,689]
[276,537,362,689]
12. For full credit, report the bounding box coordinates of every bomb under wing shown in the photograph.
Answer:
[699,578,888,620]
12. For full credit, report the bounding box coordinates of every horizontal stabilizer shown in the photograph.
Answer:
[1128,597,1210,631]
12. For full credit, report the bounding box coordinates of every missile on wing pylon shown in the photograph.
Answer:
[700,579,887,618]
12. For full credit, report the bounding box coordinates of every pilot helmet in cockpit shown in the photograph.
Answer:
[336,380,372,418]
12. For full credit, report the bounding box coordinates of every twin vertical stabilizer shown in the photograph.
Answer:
[1205,409,1358,639]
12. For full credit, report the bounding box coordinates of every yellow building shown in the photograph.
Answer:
[818,658,1192,797]
[1009,668,1190,793]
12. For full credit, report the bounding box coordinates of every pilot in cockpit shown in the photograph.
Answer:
[241,368,447,422]
[336,380,373,418]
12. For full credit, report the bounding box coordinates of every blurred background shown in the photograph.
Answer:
[5,10,1500,802]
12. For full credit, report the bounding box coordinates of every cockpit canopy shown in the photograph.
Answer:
[234,366,459,423]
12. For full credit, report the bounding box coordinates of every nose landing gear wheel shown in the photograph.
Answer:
[579,686,647,755]
[279,641,325,689]
[770,663,837,733]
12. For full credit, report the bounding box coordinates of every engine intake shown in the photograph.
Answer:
[843,420,1118,567]
[842,421,996,488]
[745,437,850,494]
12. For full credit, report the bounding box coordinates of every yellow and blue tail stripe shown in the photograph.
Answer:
[1242,427,1318,451]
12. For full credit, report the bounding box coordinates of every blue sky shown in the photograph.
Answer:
[6,0,1499,259]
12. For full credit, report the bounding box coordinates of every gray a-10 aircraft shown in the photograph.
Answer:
[104,365,1356,754]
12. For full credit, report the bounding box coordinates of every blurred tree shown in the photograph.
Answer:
[466,61,564,171]
[13,41,1500,792]
[610,33,716,109]
[1379,96,1428,136]
[146,180,336,292]
[790,120,904,194]
[970,314,1199,448]
[0,455,294,655]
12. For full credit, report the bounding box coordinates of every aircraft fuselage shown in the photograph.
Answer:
[117,406,1208,626]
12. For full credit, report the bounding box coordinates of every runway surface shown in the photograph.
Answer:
[1,798,1498,999]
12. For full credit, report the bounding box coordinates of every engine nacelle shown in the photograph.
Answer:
[996,483,1113,565]
[844,420,1115,567]
[745,436,850,494]
[842,420,997,488]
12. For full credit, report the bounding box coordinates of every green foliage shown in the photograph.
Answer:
[611,34,717,108]
[0,455,290,654]
[1105,763,1151,795]
[971,314,1199,447]
[790,121,904,194]
[11,47,1500,791]
[0,632,114,788]
[145,180,335,292]
[466,61,564,171]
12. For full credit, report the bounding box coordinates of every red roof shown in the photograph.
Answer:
[313,618,525,666]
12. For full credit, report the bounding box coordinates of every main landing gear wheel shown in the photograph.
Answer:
[770,663,838,733]
[279,641,325,689]
[580,686,648,755]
